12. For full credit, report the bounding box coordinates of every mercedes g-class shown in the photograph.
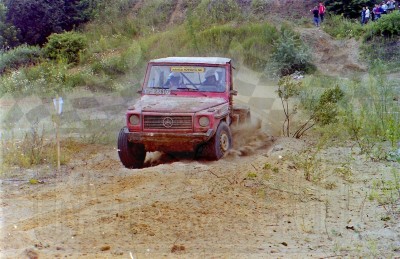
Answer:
[118,57,250,168]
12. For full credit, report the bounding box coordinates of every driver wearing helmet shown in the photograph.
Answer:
[164,72,181,89]
[202,69,218,86]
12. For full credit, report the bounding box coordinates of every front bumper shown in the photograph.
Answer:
[124,128,214,152]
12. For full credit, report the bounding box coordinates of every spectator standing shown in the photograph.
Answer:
[311,6,320,27]
[365,7,370,24]
[382,1,388,14]
[373,4,381,20]
[387,0,395,13]
[318,2,326,23]
[361,7,366,25]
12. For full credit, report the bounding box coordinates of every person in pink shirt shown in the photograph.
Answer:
[318,2,326,23]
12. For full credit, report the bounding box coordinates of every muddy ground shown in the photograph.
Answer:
[1,122,399,258]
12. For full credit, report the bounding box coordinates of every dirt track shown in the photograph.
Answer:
[1,126,399,258]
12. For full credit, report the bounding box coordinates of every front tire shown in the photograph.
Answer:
[117,127,146,169]
[204,121,232,160]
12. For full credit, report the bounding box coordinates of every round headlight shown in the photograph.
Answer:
[129,114,140,125]
[199,116,210,127]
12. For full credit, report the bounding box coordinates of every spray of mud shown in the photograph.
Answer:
[227,119,275,158]
[142,118,275,167]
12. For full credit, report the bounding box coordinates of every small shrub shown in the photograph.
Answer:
[294,148,324,182]
[263,163,272,170]
[247,172,257,179]
[369,168,400,218]
[266,26,314,77]
[3,125,47,168]
[0,45,42,74]
[44,31,87,64]
[277,75,302,137]
[278,76,344,138]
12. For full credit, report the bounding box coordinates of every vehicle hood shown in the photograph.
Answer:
[130,95,227,113]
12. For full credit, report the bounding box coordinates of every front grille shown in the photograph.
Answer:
[144,115,192,129]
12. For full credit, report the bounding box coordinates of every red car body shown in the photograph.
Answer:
[118,57,249,168]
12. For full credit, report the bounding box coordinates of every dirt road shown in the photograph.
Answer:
[1,127,399,258]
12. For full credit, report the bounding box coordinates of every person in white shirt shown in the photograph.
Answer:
[365,7,370,24]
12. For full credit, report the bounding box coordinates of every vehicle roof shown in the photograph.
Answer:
[150,57,231,65]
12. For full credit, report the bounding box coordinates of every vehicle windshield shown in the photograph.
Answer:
[144,64,226,93]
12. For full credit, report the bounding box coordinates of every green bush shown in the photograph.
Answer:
[364,12,400,40]
[0,44,42,73]
[278,75,344,138]
[266,26,314,77]
[44,31,87,64]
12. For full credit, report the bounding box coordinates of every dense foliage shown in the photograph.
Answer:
[0,3,19,49]
[324,0,377,18]
[3,0,96,46]
[366,11,400,38]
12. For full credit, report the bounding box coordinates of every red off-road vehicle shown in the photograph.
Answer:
[118,57,250,169]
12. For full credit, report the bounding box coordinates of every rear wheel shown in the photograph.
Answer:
[117,127,146,169]
[204,121,232,160]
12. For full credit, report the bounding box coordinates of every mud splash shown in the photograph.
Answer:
[228,120,275,158]
[142,119,274,167]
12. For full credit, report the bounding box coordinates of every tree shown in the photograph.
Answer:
[0,2,20,49]
[63,0,93,31]
[6,0,65,46]
[4,0,96,46]
[324,0,377,18]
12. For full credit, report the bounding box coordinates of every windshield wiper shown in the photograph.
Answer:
[176,86,198,91]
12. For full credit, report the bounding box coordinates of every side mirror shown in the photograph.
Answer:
[137,89,142,94]
[230,89,238,96]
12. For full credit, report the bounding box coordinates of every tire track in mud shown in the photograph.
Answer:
[2,173,147,232]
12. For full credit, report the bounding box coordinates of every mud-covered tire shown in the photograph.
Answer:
[117,127,146,169]
[204,121,232,160]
